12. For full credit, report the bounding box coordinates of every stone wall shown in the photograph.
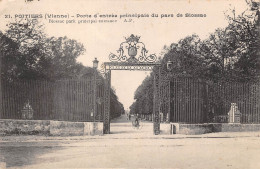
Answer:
[50,121,84,136]
[0,119,50,135]
[0,119,103,136]
[212,123,260,132]
[172,123,213,135]
[171,123,260,135]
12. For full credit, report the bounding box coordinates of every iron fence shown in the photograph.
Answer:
[209,81,260,124]
[0,79,123,122]
[169,78,260,124]
[170,78,205,123]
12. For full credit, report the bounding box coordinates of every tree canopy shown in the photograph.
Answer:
[1,19,86,81]
[130,1,260,115]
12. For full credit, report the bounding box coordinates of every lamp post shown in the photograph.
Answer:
[93,58,99,123]
[167,60,173,72]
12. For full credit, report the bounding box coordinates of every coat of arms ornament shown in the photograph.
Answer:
[109,34,157,63]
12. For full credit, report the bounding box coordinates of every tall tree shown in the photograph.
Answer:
[224,0,260,81]
[0,31,21,81]
[38,36,85,80]
[2,19,86,81]
[162,35,206,78]
[200,0,260,82]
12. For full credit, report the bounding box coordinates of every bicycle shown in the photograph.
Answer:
[132,118,143,130]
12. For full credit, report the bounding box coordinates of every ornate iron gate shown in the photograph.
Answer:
[103,70,111,134]
[101,35,165,135]
[159,69,171,123]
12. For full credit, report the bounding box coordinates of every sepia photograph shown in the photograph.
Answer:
[0,0,259,168]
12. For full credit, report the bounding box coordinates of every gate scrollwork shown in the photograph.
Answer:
[109,34,157,63]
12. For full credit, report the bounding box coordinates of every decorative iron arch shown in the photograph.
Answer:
[101,35,169,135]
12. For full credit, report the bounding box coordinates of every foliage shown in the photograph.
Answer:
[224,0,260,81]
[110,89,125,118]
[1,19,86,81]
[0,32,20,81]
[161,34,206,78]
[0,19,124,119]
[130,76,153,115]
[201,0,260,82]
[130,1,260,116]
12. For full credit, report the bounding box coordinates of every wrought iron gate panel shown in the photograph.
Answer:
[159,69,171,123]
[96,80,104,122]
[103,70,111,134]
[153,66,160,135]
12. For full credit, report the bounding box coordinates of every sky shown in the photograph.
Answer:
[0,0,248,110]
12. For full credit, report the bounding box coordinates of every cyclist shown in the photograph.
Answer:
[131,114,139,128]
[135,116,139,127]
